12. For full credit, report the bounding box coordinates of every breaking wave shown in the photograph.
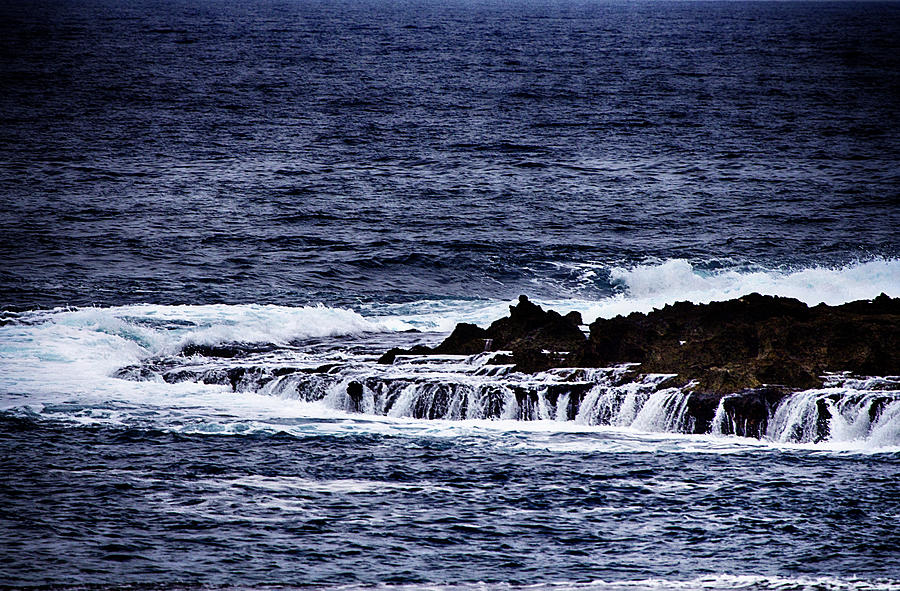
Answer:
[2,259,899,452]
[545,257,900,324]
[360,258,900,329]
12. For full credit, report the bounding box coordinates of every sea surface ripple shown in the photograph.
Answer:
[2,1,899,589]
[2,415,899,588]
[1,0,898,308]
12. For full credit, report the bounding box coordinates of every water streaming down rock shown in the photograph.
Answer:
[765,377,900,445]
[711,397,729,436]
[113,348,900,445]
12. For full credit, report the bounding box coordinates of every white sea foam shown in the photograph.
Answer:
[363,258,900,329]
[612,257,897,304]
[551,257,900,324]
[2,259,898,452]
[363,298,512,332]
[6,302,390,357]
[0,303,392,416]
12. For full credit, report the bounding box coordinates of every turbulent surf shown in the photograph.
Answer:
[2,0,900,588]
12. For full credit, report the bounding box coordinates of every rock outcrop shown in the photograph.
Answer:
[378,293,899,437]
[575,292,900,393]
[378,295,586,371]
[382,293,899,391]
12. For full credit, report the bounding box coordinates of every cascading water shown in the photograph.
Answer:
[631,386,693,433]
[711,397,729,436]
[110,346,899,447]
[766,380,900,444]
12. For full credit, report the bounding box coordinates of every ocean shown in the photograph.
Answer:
[1,0,899,589]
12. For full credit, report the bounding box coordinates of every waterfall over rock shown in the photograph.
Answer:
[114,346,900,446]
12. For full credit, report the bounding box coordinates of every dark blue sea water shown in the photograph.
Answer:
[3,417,900,588]
[1,1,899,589]
[2,0,899,308]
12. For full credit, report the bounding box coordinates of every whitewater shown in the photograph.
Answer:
[3,0,900,587]
[3,259,898,452]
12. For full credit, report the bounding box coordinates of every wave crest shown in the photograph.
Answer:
[565,257,900,322]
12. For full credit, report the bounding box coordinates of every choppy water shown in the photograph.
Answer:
[2,0,899,589]
[2,0,899,307]
[3,414,900,588]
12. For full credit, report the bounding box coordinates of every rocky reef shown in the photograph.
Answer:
[581,292,898,392]
[379,294,586,371]
[379,292,900,438]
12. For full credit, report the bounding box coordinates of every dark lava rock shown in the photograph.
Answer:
[378,295,585,367]
[686,387,791,437]
[565,311,584,326]
[430,295,586,370]
[377,293,899,396]
[180,342,278,358]
[486,295,586,354]
[432,295,586,357]
[575,292,900,393]
[433,323,490,355]
[347,381,364,412]
[377,344,435,364]
[511,345,553,373]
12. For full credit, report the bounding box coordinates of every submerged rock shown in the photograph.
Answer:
[180,342,280,358]
[377,344,434,364]
[347,381,364,412]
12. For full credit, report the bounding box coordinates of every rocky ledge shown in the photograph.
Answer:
[379,294,586,371]
[380,293,899,437]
